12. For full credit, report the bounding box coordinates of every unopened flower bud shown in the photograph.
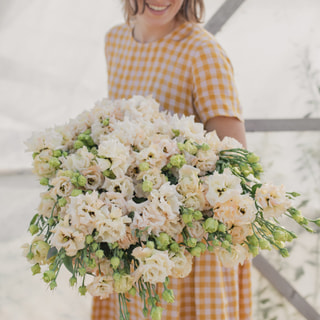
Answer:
[177,142,184,151]
[142,180,153,192]
[86,235,94,245]
[207,245,214,252]
[146,241,155,249]
[103,169,116,179]
[39,177,49,186]
[258,238,271,250]
[143,307,149,318]
[95,249,104,259]
[78,267,86,277]
[74,140,84,150]
[151,306,163,320]
[53,150,62,157]
[218,223,227,233]
[156,232,170,250]
[172,129,180,137]
[69,276,77,286]
[49,157,61,168]
[58,197,67,207]
[201,143,210,151]
[162,289,175,303]
[110,257,120,269]
[196,242,207,253]
[31,263,41,275]
[169,154,186,168]
[90,147,98,155]
[139,162,150,172]
[247,152,259,164]
[211,239,220,247]
[203,218,219,233]
[71,189,82,197]
[184,140,198,155]
[103,118,109,126]
[91,242,99,251]
[78,133,87,141]
[169,242,180,253]
[313,219,320,227]
[182,213,193,224]
[249,245,259,257]
[225,234,232,243]
[247,235,259,246]
[43,270,56,283]
[128,286,136,297]
[78,285,87,295]
[221,240,230,250]
[280,248,289,257]
[27,251,34,260]
[77,175,87,187]
[190,246,202,257]
[50,280,57,290]
[193,210,203,221]
[84,135,95,147]
[186,238,197,248]
[29,224,39,235]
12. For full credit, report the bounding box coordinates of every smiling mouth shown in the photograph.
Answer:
[146,3,170,12]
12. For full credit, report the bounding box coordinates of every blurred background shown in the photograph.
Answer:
[0,0,320,319]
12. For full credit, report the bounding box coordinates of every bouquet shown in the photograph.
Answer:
[23,96,319,320]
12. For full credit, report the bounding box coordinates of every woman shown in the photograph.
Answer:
[92,1,252,319]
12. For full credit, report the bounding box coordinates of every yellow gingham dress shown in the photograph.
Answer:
[91,22,252,320]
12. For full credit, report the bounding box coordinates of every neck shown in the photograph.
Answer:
[133,17,184,43]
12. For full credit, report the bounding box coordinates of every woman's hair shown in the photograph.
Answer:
[122,0,205,24]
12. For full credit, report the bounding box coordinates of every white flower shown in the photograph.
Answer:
[102,176,134,200]
[50,174,74,198]
[38,191,58,218]
[170,249,193,278]
[218,136,243,152]
[60,147,95,172]
[81,165,105,190]
[25,128,63,153]
[256,184,292,219]
[22,235,50,265]
[87,275,114,299]
[32,149,56,178]
[177,165,200,195]
[205,168,242,206]
[215,244,248,268]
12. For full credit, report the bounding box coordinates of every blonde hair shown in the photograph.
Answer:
[122,0,205,24]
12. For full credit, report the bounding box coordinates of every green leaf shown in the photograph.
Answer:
[63,256,74,274]
[29,213,39,226]
[47,247,58,260]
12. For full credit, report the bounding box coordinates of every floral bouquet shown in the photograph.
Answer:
[23,96,319,320]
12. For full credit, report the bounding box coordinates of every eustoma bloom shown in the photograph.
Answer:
[23,96,319,320]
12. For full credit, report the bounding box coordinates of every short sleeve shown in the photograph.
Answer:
[191,40,243,124]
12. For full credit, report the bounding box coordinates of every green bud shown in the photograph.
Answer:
[221,240,230,250]
[77,175,87,187]
[211,239,220,247]
[91,242,99,251]
[139,161,150,172]
[102,169,116,179]
[258,238,271,250]
[151,306,163,320]
[95,249,104,259]
[69,276,77,286]
[143,307,149,318]
[49,157,61,168]
[247,152,260,164]
[29,224,39,236]
[162,289,175,303]
[201,143,210,151]
[186,238,197,248]
[71,189,82,197]
[128,286,137,297]
[207,245,214,252]
[225,234,232,243]
[190,246,202,257]
[146,241,155,249]
[83,129,91,135]
[203,218,219,233]
[78,267,86,277]
[103,118,110,126]
[47,217,55,226]
[171,129,180,137]
[110,256,120,269]
[249,245,259,257]
[50,280,57,290]
[58,197,67,207]
[90,147,98,155]
[193,210,203,221]
[31,263,41,275]
[78,285,87,296]
[27,251,34,260]
[177,142,185,151]
[169,242,180,253]
[43,270,56,283]
[39,177,49,186]
[70,176,78,185]
[142,180,153,192]
[273,230,286,242]
[196,242,207,253]
[218,223,227,233]
[74,140,84,149]
[182,213,193,224]
[62,151,68,157]
[53,150,62,157]
[280,248,289,257]
[247,235,259,246]
[88,258,96,269]
[184,140,198,155]
[86,235,94,245]
[313,219,320,227]
[113,272,121,281]
[84,135,95,147]
[169,154,186,168]
[156,232,170,250]
[78,133,87,141]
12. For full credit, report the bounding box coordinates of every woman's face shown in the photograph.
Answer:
[131,0,185,28]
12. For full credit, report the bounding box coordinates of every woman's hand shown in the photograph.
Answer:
[205,116,247,148]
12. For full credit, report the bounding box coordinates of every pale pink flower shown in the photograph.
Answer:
[81,165,105,190]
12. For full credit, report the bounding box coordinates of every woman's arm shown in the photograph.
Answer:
[205,116,247,148]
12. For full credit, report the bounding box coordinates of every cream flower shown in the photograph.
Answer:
[38,191,58,218]
[177,165,200,195]
[50,175,74,198]
[60,147,95,172]
[229,224,253,244]
[50,222,86,257]
[32,149,56,178]
[170,249,193,278]
[187,221,207,241]
[215,244,248,268]
[214,191,256,226]
[118,226,139,249]
[102,176,134,200]
[256,184,292,219]
[81,165,105,190]
[114,274,135,293]
[25,128,63,153]
[183,191,206,211]
[218,136,243,152]
[205,168,242,206]
[22,235,50,265]
[87,275,114,299]
[191,148,218,174]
